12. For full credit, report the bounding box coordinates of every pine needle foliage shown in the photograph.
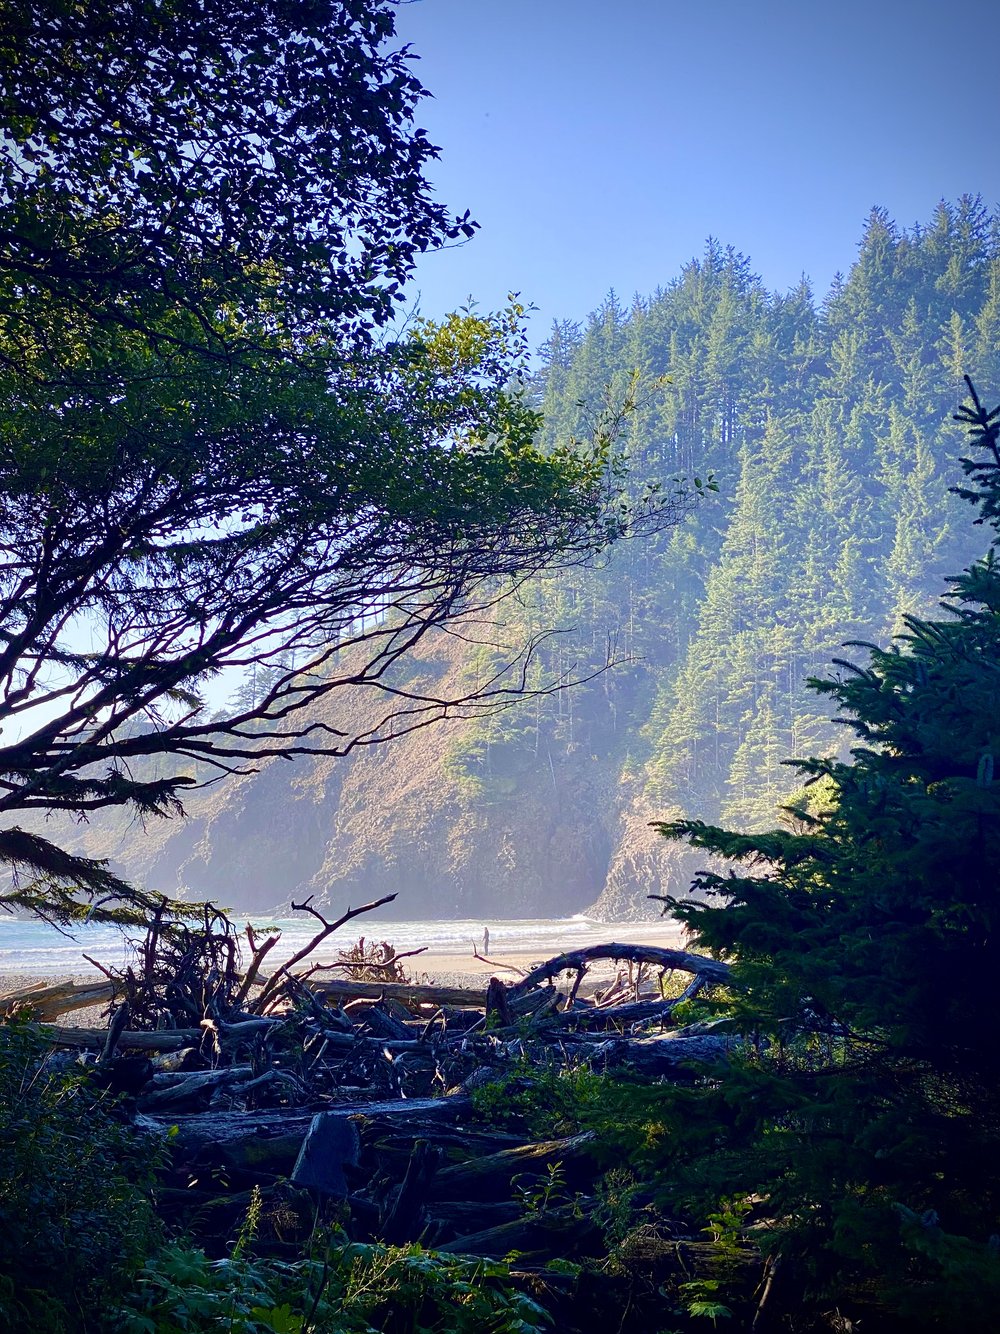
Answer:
[611,382,1000,1328]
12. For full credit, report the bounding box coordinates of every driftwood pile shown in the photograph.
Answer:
[0,896,756,1325]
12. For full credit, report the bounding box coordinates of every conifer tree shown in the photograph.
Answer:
[427,205,1000,920]
[638,380,1000,1327]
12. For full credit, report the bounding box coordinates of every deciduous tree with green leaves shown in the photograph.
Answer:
[0,0,682,922]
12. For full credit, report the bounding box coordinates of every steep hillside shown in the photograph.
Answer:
[56,199,1000,918]
[56,631,684,919]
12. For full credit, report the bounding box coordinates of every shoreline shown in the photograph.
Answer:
[0,922,692,1018]
[0,920,690,983]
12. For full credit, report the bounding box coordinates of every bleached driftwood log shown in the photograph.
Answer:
[0,978,115,1021]
[507,943,731,996]
[29,1016,277,1051]
[293,976,488,1009]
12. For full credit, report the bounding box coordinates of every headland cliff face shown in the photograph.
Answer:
[55,631,694,920]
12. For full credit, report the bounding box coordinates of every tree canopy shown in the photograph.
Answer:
[0,0,473,358]
[0,1,683,921]
[609,381,1000,1327]
[436,205,1000,898]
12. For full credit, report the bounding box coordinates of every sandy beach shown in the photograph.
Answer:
[0,919,692,1020]
[373,924,692,991]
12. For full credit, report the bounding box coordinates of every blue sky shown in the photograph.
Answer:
[391,0,1000,344]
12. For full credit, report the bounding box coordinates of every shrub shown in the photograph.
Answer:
[0,1020,161,1333]
[113,1233,551,1334]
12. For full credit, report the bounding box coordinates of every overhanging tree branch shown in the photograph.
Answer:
[0,2,696,922]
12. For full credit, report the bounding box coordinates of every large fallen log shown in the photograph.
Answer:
[437,1200,601,1259]
[31,1016,278,1051]
[0,978,115,1021]
[430,1131,596,1200]
[427,1199,521,1233]
[508,943,731,996]
[365,1127,526,1171]
[139,1094,473,1153]
[576,1032,738,1074]
[0,970,488,1024]
[538,996,686,1031]
[301,977,488,1008]
[138,1064,258,1111]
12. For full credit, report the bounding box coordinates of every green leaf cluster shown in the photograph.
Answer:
[0,5,666,918]
[470,1059,616,1137]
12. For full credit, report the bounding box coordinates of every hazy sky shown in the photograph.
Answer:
[392,0,1000,342]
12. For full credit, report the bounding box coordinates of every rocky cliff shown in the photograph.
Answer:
[56,629,688,920]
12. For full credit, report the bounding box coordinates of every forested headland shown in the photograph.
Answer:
[63,198,1000,919]
[5,2,1000,1330]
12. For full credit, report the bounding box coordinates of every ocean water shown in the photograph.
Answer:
[0,912,676,978]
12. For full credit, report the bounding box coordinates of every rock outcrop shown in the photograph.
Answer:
[49,633,687,919]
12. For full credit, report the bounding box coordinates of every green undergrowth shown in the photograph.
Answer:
[470,1058,622,1138]
[0,1019,552,1334]
[0,1020,162,1333]
[112,1230,551,1334]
